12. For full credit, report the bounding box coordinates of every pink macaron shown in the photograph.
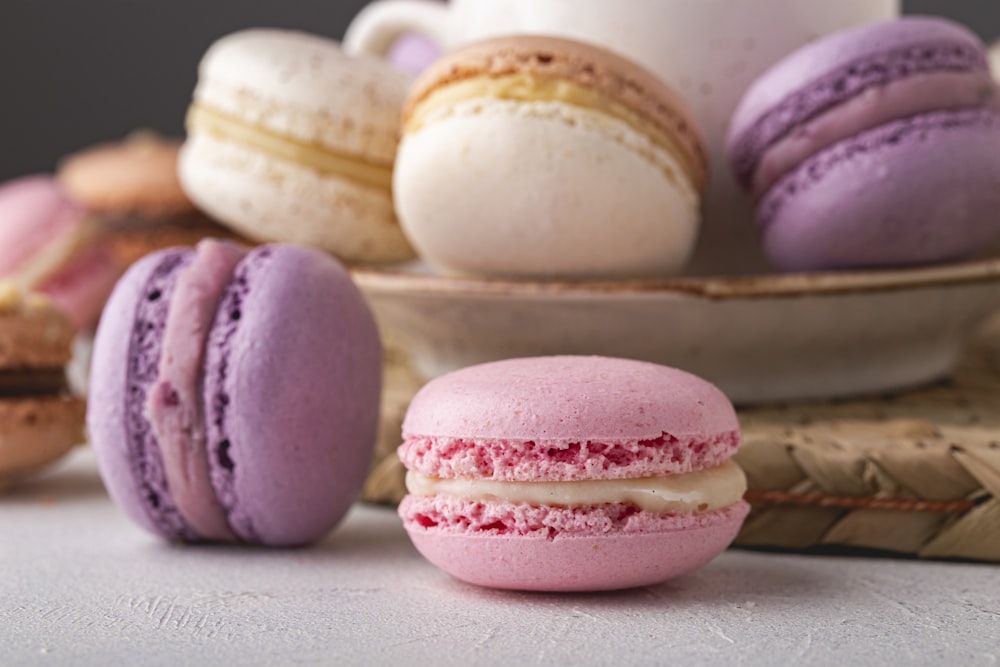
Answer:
[397,356,749,592]
[726,16,1000,272]
[87,240,382,546]
[0,175,121,329]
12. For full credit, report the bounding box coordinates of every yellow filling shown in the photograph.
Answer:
[0,281,52,315]
[406,460,747,513]
[186,105,394,192]
[0,281,19,313]
[406,74,697,185]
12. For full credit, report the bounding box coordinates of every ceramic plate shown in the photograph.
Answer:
[352,258,1000,404]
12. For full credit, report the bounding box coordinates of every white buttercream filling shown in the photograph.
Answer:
[405,460,746,513]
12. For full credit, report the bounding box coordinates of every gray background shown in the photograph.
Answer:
[0,0,997,181]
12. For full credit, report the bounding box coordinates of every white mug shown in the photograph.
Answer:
[345,0,901,275]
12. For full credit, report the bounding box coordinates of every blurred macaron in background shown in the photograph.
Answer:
[0,0,998,182]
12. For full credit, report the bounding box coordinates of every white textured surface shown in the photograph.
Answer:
[3,448,999,666]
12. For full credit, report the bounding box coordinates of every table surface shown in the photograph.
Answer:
[3,448,999,667]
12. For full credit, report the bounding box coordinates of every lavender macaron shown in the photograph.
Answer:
[727,16,1000,272]
[87,240,382,546]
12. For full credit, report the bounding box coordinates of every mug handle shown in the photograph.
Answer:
[343,0,450,58]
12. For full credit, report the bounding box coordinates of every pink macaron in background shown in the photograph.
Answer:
[0,175,121,330]
[87,240,382,546]
[726,16,1000,273]
[397,356,749,592]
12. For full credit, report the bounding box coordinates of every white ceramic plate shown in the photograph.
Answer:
[352,258,1000,404]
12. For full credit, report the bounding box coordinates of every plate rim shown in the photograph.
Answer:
[351,256,1000,301]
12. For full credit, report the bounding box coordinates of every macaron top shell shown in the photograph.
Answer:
[201,244,382,545]
[0,176,87,276]
[400,356,741,482]
[57,132,193,215]
[406,35,707,191]
[192,28,410,165]
[727,16,991,188]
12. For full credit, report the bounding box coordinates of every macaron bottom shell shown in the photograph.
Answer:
[178,135,414,264]
[0,397,84,480]
[400,497,751,592]
[759,108,1000,272]
[394,100,699,279]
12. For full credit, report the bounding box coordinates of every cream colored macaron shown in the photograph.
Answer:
[991,40,1000,81]
[179,28,414,264]
[394,36,708,279]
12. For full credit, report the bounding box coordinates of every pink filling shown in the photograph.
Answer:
[145,239,247,541]
[753,70,1000,197]
[399,494,750,538]
[398,430,742,482]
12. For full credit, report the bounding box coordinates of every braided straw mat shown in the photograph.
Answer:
[736,314,1000,562]
[364,317,1000,562]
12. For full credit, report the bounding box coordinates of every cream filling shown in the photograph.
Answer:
[406,74,702,192]
[186,105,394,192]
[754,70,1000,197]
[0,281,53,314]
[4,217,104,293]
[145,240,247,542]
[406,460,746,513]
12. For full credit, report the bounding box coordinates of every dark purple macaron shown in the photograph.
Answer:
[726,16,1000,272]
[87,240,382,546]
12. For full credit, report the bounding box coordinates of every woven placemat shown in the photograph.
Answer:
[736,314,1000,562]
[362,316,1000,561]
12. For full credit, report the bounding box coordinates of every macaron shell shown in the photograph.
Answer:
[88,249,198,541]
[404,356,739,443]
[759,109,1000,271]
[0,397,84,479]
[202,244,382,546]
[193,28,410,164]
[57,134,193,215]
[402,500,750,592]
[395,101,698,278]
[727,16,988,173]
[0,297,76,368]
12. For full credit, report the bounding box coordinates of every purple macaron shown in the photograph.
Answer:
[87,240,382,546]
[726,16,1000,272]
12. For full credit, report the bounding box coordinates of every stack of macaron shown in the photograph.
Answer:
[0,284,84,484]
[171,27,707,279]
[175,17,1000,281]
[725,16,1000,272]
